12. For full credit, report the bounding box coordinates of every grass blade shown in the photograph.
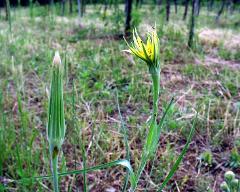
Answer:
[115,90,130,192]
[157,114,197,192]
[144,98,175,191]
[17,159,136,188]
[82,139,87,192]
[132,98,174,191]
[153,98,175,154]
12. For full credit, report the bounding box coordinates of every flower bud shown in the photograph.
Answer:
[220,181,230,192]
[124,27,160,71]
[224,171,235,183]
[53,51,61,67]
[231,178,239,190]
[47,52,66,157]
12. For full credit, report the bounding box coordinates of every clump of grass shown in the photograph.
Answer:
[47,52,66,192]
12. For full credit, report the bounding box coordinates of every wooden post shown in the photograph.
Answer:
[188,0,196,48]
[166,0,170,22]
[61,0,66,16]
[69,0,73,14]
[183,0,190,20]
[216,0,226,22]
[125,0,132,36]
[77,0,81,18]
[5,0,11,32]
[174,0,178,13]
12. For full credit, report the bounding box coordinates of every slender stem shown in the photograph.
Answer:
[135,153,148,184]
[82,142,87,192]
[116,90,130,192]
[131,67,161,192]
[151,69,160,123]
[52,151,59,192]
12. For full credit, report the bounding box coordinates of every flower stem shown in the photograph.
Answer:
[51,148,59,192]
[131,67,161,192]
[150,67,160,123]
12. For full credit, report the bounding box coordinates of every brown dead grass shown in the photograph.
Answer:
[198,28,240,51]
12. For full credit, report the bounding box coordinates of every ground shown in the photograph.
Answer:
[0,3,240,192]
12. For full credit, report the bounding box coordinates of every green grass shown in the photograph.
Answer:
[0,3,240,191]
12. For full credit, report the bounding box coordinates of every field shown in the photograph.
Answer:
[0,2,240,192]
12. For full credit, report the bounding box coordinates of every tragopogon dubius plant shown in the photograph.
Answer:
[124,26,196,192]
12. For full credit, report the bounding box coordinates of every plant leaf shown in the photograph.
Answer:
[132,98,174,192]
[16,159,136,189]
[157,114,197,192]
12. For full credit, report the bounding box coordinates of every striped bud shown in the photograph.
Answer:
[47,51,66,157]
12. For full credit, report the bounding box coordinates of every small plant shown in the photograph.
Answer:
[220,171,240,192]
[47,52,66,192]
[200,150,213,166]
[229,148,240,168]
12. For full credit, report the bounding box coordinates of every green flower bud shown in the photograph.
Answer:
[224,171,235,183]
[231,178,239,190]
[47,51,66,157]
[220,181,230,192]
[47,52,66,192]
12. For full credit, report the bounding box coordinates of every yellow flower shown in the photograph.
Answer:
[124,27,160,68]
